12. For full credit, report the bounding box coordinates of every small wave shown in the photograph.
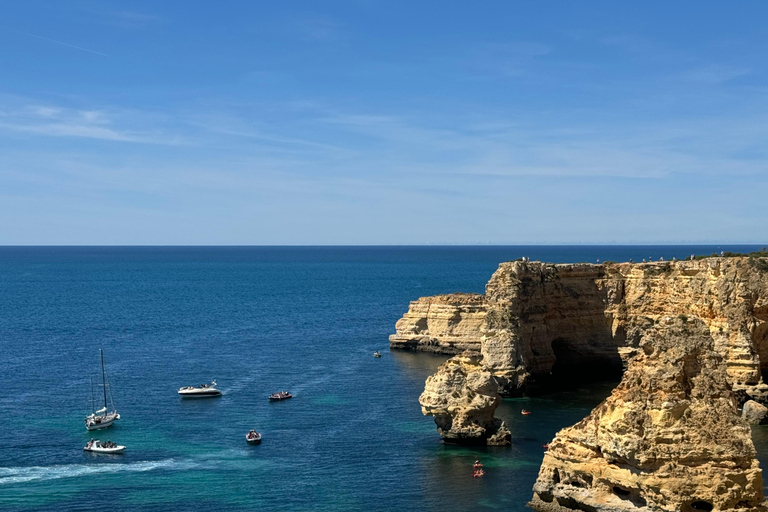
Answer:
[0,459,198,485]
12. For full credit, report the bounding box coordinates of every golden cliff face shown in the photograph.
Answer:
[530,319,765,512]
[391,257,768,400]
[389,293,487,353]
[397,256,768,507]
[602,259,768,399]
[418,350,511,446]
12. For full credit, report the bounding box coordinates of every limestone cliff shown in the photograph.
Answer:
[418,350,511,446]
[529,318,765,512]
[391,257,768,401]
[389,293,486,353]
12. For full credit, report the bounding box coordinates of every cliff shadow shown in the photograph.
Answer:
[518,273,624,395]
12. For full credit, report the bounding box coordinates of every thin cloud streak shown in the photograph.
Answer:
[15,30,109,57]
[0,99,182,145]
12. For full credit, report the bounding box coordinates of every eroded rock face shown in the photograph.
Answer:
[418,350,511,446]
[529,318,765,512]
[743,400,768,425]
[389,294,486,353]
[391,257,768,400]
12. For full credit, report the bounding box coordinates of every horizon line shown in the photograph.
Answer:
[1,243,766,248]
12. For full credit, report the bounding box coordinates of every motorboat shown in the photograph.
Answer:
[84,439,125,454]
[521,409,532,415]
[85,349,121,431]
[268,391,292,401]
[178,380,222,398]
[373,351,381,358]
[246,430,262,444]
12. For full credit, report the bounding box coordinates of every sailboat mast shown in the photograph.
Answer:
[100,349,107,411]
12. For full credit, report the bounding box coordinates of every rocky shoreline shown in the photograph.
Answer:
[392,255,768,511]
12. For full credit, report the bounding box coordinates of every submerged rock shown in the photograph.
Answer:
[529,318,765,512]
[418,351,510,446]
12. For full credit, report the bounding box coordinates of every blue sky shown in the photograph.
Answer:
[2,1,767,244]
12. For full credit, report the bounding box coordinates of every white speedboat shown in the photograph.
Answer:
[85,349,121,431]
[246,430,262,444]
[178,380,222,398]
[84,439,125,454]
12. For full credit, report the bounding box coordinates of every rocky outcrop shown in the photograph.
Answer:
[529,318,765,512]
[389,294,486,353]
[391,257,768,401]
[418,350,511,446]
[743,400,768,425]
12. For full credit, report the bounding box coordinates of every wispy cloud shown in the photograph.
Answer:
[293,15,343,42]
[0,98,181,144]
[75,3,159,29]
[676,64,751,84]
[15,30,109,57]
[108,10,158,29]
[462,41,550,79]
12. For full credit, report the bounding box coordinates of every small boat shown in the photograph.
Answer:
[542,443,550,451]
[373,351,381,358]
[85,349,121,431]
[521,409,531,415]
[178,380,222,398]
[246,430,262,445]
[268,391,292,401]
[84,439,125,454]
[473,469,485,478]
[473,460,483,469]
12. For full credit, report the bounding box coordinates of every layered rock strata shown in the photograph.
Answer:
[529,318,765,512]
[389,293,486,353]
[391,257,768,401]
[418,350,511,446]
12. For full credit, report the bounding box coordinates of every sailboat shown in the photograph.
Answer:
[84,349,121,431]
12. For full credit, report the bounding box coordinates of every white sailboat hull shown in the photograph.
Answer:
[85,411,120,431]
[86,349,121,431]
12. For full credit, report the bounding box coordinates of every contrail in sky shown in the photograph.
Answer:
[16,30,109,57]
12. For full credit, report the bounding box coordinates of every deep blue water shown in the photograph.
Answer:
[0,245,766,511]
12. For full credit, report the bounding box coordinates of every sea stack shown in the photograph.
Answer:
[418,350,511,446]
[529,317,765,512]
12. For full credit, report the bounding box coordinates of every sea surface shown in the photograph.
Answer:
[1,245,767,512]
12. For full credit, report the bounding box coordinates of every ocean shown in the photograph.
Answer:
[1,245,766,511]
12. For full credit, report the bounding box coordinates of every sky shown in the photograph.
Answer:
[1,1,767,245]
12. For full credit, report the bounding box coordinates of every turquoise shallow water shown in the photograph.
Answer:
[0,245,765,511]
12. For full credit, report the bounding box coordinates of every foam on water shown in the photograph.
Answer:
[0,459,198,485]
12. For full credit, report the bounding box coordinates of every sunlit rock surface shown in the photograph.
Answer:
[392,257,768,401]
[418,350,510,446]
[529,318,765,512]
